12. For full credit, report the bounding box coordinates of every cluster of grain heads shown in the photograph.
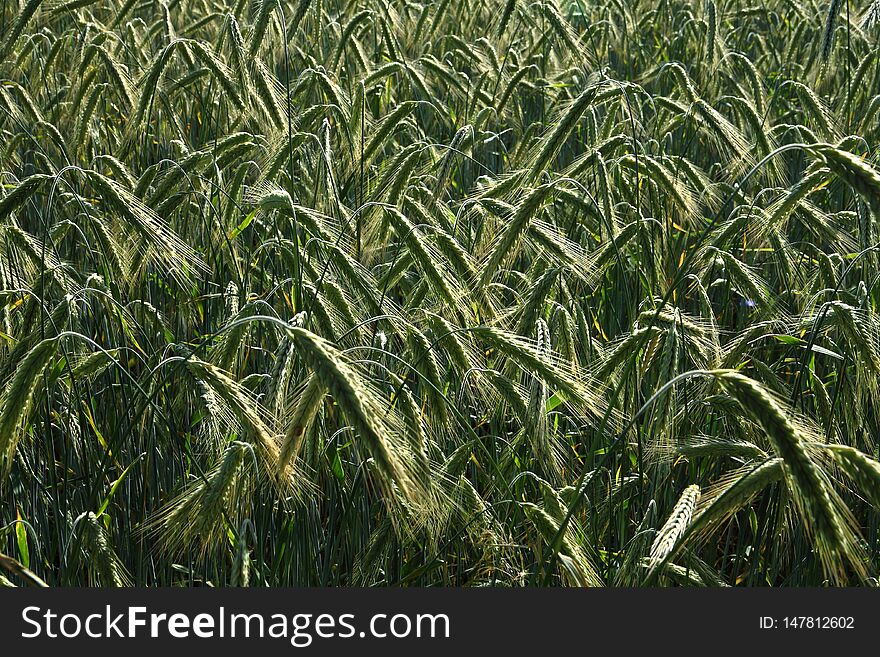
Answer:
[72,512,130,587]
[283,326,442,522]
[646,484,700,579]
[146,441,256,556]
[1,0,880,587]
[682,372,867,585]
[0,337,58,467]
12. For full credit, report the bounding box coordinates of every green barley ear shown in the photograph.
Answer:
[387,370,433,488]
[453,477,514,581]
[128,43,178,134]
[618,154,699,219]
[404,325,449,424]
[433,125,472,200]
[250,0,279,55]
[146,441,254,557]
[484,369,530,426]
[93,44,135,109]
[528,80,601,182]
[525,319,563,482]
[648,458,784,582]
[352,518,393,585]
[285,326,439,517]
[824,445,880,508]
[331,9,372,71]
[821,0,842,67]
[251,59,286,127]
[808,301,880,374]
[718,371,867,584]
[592,326,663,380]
[514,268,558,342]
[521,501,602,586]
[726,52,766,116]
[0,174,52,218]
[614,500,658,586]
[224,14,250,87]
[278,373,326,473]
[812,144,880,216]
[758,167,830,240]
[231,522,252,587]
[664,434,768,462]
[92,154,136,189]
[73,512,130,587]
[497,0,517,36]
[473,326,610,426]
[210,299,261,374]
[495,65,536,117]
[359,101,419,171]
[706,248,770,306]
[536,0,589,61]
[703,0,716,66]
[73,82,106,159]
[383,207,465,316]
[647,484,700,577]
[188,40,245,111]
[0,0,43,60]
[424,311,480,382]
[286,0,312,43]
[86,170,206,283]
[0,337,58,469]
[180,354,311,498]
[788,82,841,140]
[478,183,555,287]
[36,120,69,160]
[862,0,880,29]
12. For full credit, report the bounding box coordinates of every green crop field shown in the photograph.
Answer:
[1,0,880,587]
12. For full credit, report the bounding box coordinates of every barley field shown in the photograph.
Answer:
[0,0,880,587]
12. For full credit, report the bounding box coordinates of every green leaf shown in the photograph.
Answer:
[15,508,29,569]
[228,210,257,239]
[749,507,759,538]
[772,335,842,360]
[330,451,345,482]
[97,453,146,518]
[546,391,566,412]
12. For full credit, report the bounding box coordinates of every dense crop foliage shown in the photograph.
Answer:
[1,0,880,587]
